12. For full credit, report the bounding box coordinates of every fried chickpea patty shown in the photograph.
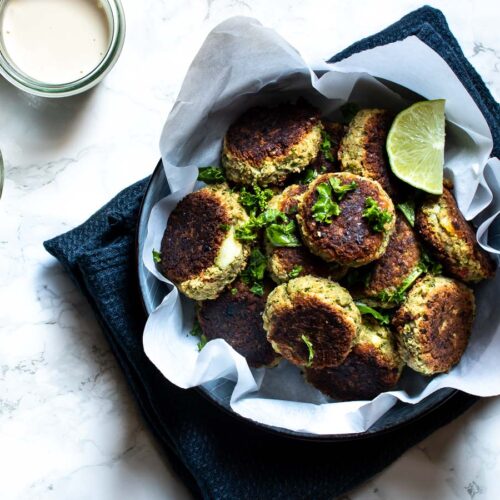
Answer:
[356,214,422,308]
[265,185,347,283]
[297,172,396,267]
[415,188,495,283]
[222,101,322,186]
[160,184,250,300]
[197,279,279,368]
[305,318,403,401]
[263,276,361,369]
[392,275,475,375]
[338,108,398,197]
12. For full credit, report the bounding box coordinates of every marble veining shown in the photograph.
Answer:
[0,0,498,499]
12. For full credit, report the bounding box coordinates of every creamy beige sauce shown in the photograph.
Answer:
[1,0,111,84]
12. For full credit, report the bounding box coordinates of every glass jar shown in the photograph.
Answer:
[0,0,125,98]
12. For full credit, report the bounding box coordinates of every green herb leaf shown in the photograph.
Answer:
[355,301,390,325]
[419,248,443,275]
[362,197,393,232]
[231,287,238,296]
[340,102,360,124]
[190,319,202,337]
[152,249,162,264]
[219,223,231,231]
[300,168,319,185]
[259,208,287,225]
[312,182,341,223]
[301,334,314,367]
[397,201,416,227]
[235,209,280,242]
[241,249,267,296]
[328,177,357,200]
[320,130,335,162]
[197,334,208,351]
[239,185,274,216]
[250,283,264,296]
[242,248,267,282]
[236,209,301,248]
[378,266,424,305]
[288,265,303,279]
[266,220,301,247]
[235,217,261,242]
[190,319,208,351]
[197,166,225,184]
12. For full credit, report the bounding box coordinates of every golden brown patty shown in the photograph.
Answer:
[197,279,279,368]
[272,183,307,215]
[415,188,495,283]
[160,184,249,300]
[305,319,403,401]
[338,109,400,198]
[222,101,322,186]
[266,184,347,283]
[263,276,361,369]
[267,244,348,284]
[297,172,395,267]
[356,214,422,307]
[392,275,475,375]
[308,121,345,173]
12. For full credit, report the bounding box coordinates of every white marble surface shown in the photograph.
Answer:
[0,1,498,498]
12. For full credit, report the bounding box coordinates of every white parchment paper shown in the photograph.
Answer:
[143,17,500,434]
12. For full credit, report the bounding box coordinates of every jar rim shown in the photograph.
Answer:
[0,0,125,97]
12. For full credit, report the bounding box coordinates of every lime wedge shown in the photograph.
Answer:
[387,99,445,195]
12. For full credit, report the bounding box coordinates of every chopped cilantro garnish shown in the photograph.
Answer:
[197,166,225,184]
[235,219,260,242]
[288,265,303,279]
[152,249,162,263]
[190,319,203,338]
[355,302,390,325]
[378,267,424,305]
[236,209,301,248]
[312,177,357,224]
[362,197,393,232]
[378,250,441,305]
[419,248,443,275]
[190,319,208,351]
[241,249,267,296]
[328,177,357,200]
[259,209,287,225]
[312,182,341,223]
[250,283,264,296]
[219,223,231,231]
[397,201,416,227]
[340,102,361,124]
[231,288,238,296]
[197,334,208,351]
[300,168,319,184]
[320,130,335,162]
[301,334,314,367]
[239,185,274,216]
[266,219,301,247]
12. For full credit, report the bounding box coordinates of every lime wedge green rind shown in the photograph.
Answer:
[387,99,446,195]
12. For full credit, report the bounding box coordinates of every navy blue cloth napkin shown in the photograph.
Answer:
[45,7,497,499]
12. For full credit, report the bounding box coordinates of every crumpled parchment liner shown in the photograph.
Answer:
[142,17,499,434]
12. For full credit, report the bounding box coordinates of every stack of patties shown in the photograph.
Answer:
[157,100,496,399]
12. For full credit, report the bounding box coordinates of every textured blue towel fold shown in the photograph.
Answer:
[44,7,497,499]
